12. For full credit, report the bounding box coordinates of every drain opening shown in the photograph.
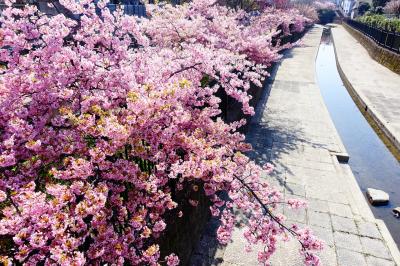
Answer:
[332,152,350,163]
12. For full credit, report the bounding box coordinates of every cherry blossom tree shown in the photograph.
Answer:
[0,0,323,265]
[294,4,319,22]
[313,0,336,10]
[384,0,400,17]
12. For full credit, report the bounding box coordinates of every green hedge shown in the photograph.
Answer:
[356,14,400,32]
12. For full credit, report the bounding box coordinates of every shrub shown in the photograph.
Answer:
[357,13,400,31]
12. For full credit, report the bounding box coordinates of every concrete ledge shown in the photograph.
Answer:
[343,23,400,75]
[331,28,400,161]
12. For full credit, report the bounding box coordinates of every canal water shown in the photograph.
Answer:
[315,27,400,247]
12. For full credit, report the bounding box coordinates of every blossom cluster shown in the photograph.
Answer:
[0,0,323,265]
[384,0,400,16]
[281,0,336,22]
[313,0,336,11]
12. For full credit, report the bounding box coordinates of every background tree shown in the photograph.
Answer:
[373,0,389,10]
[358,1,371,15]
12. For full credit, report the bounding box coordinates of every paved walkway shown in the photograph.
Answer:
[331,25,400,153]
[190,26,400,266]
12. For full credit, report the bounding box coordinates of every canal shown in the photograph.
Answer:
[315,27,400,247]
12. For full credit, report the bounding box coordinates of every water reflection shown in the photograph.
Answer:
[316,27,400,247]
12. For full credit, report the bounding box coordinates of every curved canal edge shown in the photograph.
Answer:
[330,25,400,162]
[316,26,400,263]
[334,56,400,162]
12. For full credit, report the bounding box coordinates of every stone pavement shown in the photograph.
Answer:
[331,25,400,153]
[190,26,400,266]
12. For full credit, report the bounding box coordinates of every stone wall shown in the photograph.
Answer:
[343,23,400,75]
[159,183,211,266]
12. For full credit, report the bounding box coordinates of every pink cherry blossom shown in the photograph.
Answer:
[165,253,180,266]
[0,0,324,264]
[287,198,308,209]
[263,162,275,174]
[0,191,6,202]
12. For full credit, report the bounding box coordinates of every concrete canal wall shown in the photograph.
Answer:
[332,25,400,161]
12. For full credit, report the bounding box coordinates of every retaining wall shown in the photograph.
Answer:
[343,23,400,75]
